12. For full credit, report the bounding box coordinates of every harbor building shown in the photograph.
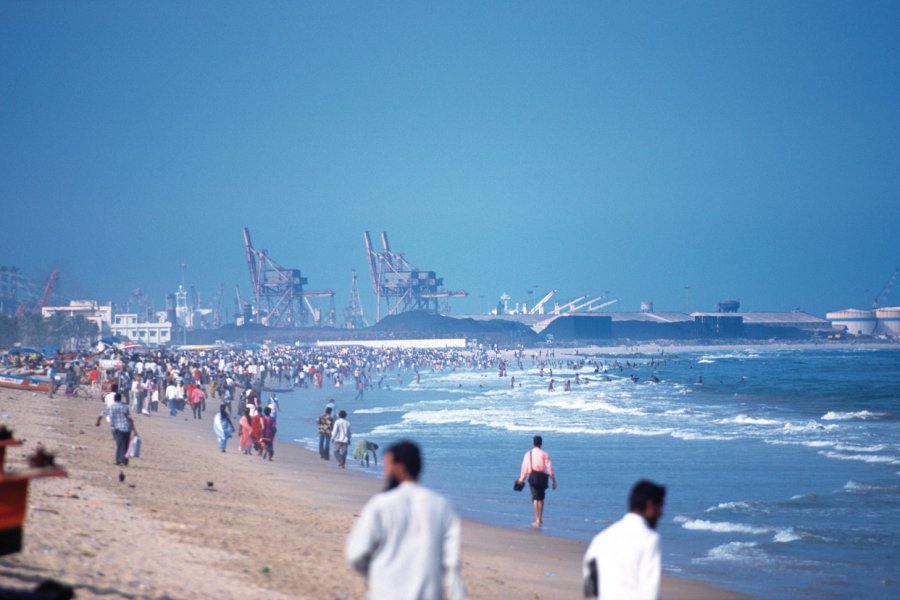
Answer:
[453,309,830,341]
[110,313,173,345]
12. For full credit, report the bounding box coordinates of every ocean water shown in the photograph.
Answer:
[275,347,900,599]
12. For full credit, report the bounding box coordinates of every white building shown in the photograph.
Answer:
[42,300,112,333]
[110,313,172,345]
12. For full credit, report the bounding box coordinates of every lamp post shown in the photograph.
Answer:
[180,263,187,344]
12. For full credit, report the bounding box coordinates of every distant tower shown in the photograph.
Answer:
[165,294,177,324]
[175,285,192,329]
[343,270,367,329]
[499,292,511,315]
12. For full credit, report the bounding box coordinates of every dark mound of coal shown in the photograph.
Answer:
[372,311,541,343]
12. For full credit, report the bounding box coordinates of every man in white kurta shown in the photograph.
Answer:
[583,480,666,600]
[346,441,464,600]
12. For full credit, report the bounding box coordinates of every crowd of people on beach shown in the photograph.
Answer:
[12,341,682,598]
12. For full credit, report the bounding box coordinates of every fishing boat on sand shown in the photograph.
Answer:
[0,373,51,393]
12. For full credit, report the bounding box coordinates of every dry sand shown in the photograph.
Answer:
[0,388,747,599]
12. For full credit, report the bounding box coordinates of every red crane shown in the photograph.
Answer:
[14,271,58,317]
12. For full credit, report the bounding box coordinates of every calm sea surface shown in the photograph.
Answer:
[274,347,900,599]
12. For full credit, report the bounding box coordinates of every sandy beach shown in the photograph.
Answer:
[0,387,747,599]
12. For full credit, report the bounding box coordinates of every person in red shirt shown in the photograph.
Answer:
[259,406,277,461]
[250,408,263,455]
[189,385,205,419]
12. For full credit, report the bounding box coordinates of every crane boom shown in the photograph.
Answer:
[528,290,556,315]
[36,271,58,310]
[570,295,606,313]
[242,227,259,290]
[587,298,619,312]
[553,295,586,314]
[873,268,898,309]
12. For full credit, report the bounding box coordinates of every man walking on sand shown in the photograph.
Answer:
[331,409,351,468]
[582,480,666,600]
[346,440,464,600]
[95,392,135,466]
[515,435,557,527]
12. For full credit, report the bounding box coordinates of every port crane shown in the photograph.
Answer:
[15,271,58,318]
[872,268,898,309]
[364,231,467,322]
[242,227,334,327]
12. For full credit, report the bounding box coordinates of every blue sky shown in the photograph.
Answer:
[2,1,899,320]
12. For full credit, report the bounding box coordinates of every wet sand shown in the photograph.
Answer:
[0,388,747,599]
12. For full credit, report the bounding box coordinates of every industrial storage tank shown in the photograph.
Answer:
[875,307,900,337]
[826,309,877,336]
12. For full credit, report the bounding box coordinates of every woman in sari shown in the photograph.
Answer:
[213,404,235,452]
[250,406,263,456]
[238,408,253,454]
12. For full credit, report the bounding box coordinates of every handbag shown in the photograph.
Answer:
[513,479,525,492]
[126,434,141,459]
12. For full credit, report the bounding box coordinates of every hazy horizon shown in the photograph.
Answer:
[3,2,899,320]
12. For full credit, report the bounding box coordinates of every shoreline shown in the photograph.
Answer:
[0,388,748,599]
[549,340,898,356]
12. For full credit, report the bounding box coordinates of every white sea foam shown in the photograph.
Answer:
[590,426,673,437]
[355,398,464,415]
[676,516,802,543]
[705,501,753,513]
[674,517,770,535]
[694,542,771,565]
[364,422,416,436]
[670,430,736,441]
[717,414,780,426]
[764,439,834,449]
[773,528,803,543]
[843,480,876,492]
[697,359,716,364]
[698,352,761,361]
[663,408,693,416]
[353,406,408,415]
[819,450,900,465]
[782,421,839,434]
[534,396,646,415]
[833,443,887,453]
[822,410,886,421]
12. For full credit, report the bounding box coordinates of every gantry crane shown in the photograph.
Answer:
[242,227,334,327]
[364,231,467,322]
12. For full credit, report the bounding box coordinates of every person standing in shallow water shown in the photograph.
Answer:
[515,435,557,528]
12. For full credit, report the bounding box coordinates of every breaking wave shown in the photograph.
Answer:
[717,414,781,426]
[694,542,773,565]
[822,410,886,421]
[819,451,900,465]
